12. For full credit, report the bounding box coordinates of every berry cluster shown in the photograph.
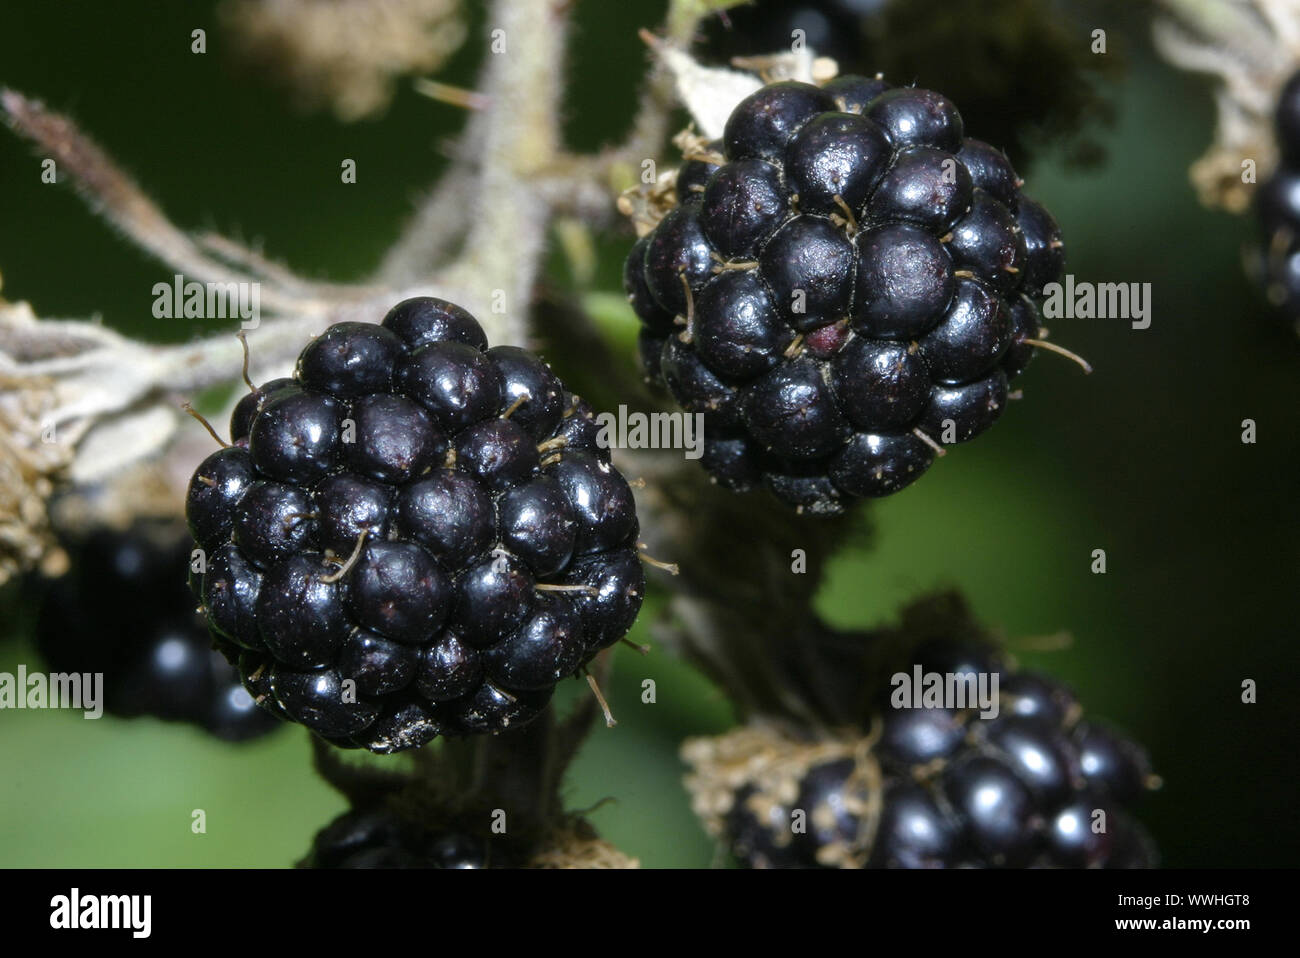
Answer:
[35,521,278,742]
[626,75,1066,513]
[686,634,1158,868]
[186,297,645,753]
[1257,68,1300,335]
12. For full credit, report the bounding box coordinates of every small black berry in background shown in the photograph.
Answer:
[34,519,279,742]
[683,603,1159,869]
[185,297,648,752]
[625,73,1081,514]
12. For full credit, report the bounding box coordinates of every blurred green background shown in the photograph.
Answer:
[1,0,1296,868]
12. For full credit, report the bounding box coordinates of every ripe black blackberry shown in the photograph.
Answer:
[1255,68,1300,336]
[34,520,278,742]
[684,617,1158,868]
[626,75,1081,514]
[186,297,646,753]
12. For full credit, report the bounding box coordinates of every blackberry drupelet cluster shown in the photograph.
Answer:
[1256,68,1300,335]
[35,520,278,742]
[302,807,490,869]
[186,297,645,753]
[688,635,1158,869]
[626,75,1066,513]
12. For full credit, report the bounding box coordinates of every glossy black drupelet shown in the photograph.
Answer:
[34,520,279,742]
[718,638,1158,869]
[1255,69,1300,334]
[186,297,644,753]
[627,75,1066,513]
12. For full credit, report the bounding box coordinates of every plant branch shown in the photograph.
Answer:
[434,0,569,345]
[0,89,347,315]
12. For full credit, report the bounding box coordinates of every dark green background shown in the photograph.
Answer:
[1,1,1295,868]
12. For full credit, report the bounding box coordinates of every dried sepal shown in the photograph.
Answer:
[1154,0,1300,212]
[682,721,881,868]
[527,819,641,869]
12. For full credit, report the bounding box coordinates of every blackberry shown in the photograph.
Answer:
[683,631,1158,869]
[185,297,646,752]
[626,74,1076,513]
[1255,68,1300,336]
[34,520,279,742]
